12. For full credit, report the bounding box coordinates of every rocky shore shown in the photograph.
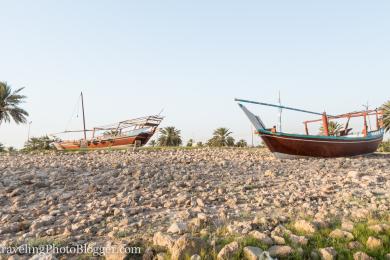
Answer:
[0,148,390,259]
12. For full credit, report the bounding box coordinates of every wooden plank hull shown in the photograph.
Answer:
[259,130,383,158]
[54,132,154,151]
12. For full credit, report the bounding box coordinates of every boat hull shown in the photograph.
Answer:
[54,132,154,151]
[259,130,383,158]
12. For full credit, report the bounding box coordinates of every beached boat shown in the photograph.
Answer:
[52,93,163,150]
[235,98,384,158]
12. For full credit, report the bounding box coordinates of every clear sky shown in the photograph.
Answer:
[1,1,389,148]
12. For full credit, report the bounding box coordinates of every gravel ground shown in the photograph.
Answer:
[0,148,389,258]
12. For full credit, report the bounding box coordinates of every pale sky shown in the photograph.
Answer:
[1,1,389,148]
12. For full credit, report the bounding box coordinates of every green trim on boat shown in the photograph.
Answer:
[257,129,383,141]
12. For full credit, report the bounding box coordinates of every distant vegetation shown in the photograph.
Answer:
[186,139,194,147]
[22,136,57,152]
[157,127,182,146]
[235,139,248,147]
[0,81,28,125]
[378,140,390,152]
[207,127,235,147]
[319,121,343,136]
[382,100,390,133]
[0,143,5,153]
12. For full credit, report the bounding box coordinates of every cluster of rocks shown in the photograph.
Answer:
[148,217,390,259]
[0,148,389,259]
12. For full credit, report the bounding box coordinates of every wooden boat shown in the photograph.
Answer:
[235,98,384,158]
[53,93,163,150]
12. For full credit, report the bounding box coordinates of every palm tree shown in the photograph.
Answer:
[319,121,343,136]
[236,139,248,147]
[157,127,182,146]
[186,139,194,147]
[23,135,55,151]
[381,100,390,133]
[207,127,234,147]
[0,82,28,125]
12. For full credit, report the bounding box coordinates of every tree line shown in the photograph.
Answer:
[1,81,390,152]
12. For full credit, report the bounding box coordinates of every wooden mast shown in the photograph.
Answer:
[81,92,87,141]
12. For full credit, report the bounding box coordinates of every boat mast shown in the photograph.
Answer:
[81,92,87,141]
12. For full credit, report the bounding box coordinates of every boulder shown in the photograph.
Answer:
[318,247,337,260]
[249,230,273,245]
[329,229,354,241]
[171,234,206,260]
[217,241,240,260]
[366,236,382,250]
[353,252,373,260]
[293,220,317,234]
[243,246,263,260]
[168,222,188,235]
[153,232,175,250]
[268,246,293,258]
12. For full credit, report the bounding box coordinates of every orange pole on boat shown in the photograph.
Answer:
[363,112,368,137]
[375,110,379,130]
[304,122,309,135]
[322,112,329,136]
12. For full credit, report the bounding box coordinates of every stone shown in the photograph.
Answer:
[318,247,337,260]
[142,247,154,260]
[341,220,354,232]
[168,222,188,234]
[353,252,373,260]
[190,254,201,260]
[105,241,128,260]
[293,220,317,234]
[217,241,240,260]
[329,229,354,241]
[153,232,175,250]
[348,241,363,250]
[271,235,285,245]
[30,253,57,260]
[249,230,273,245]
[243,246,263,260]
[347,171,359,178]
[171,234,206,260]
[366,236,383,250]
[268,246,293,258]
[368,224,390,234]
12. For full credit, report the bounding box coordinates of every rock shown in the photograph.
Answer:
[217,241,240,260]
[353,252,373,260]
[105,241,128,260]
[190,254,201,260]
[153,232,175,250]
[293,220,317,234]
[341,220,354,232]
[318,247,337,260]
[347,171,359,178]
[348,241,363,250]
[243,246,263,260]
[30,253,57,260]
[366,236,382,250]
[271,235,285,245]
[329,229,354,240]
[142,247,154,260]
[171,234,206,260]
[289,234,308,246]
[168,222,188,235]
[156,253,168,260]
[368,224,390,234]
[249,230,273,245]
[268,246,293,258]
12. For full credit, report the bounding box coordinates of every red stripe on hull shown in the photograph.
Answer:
[56,133,154,150]
[260,133,383,158]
